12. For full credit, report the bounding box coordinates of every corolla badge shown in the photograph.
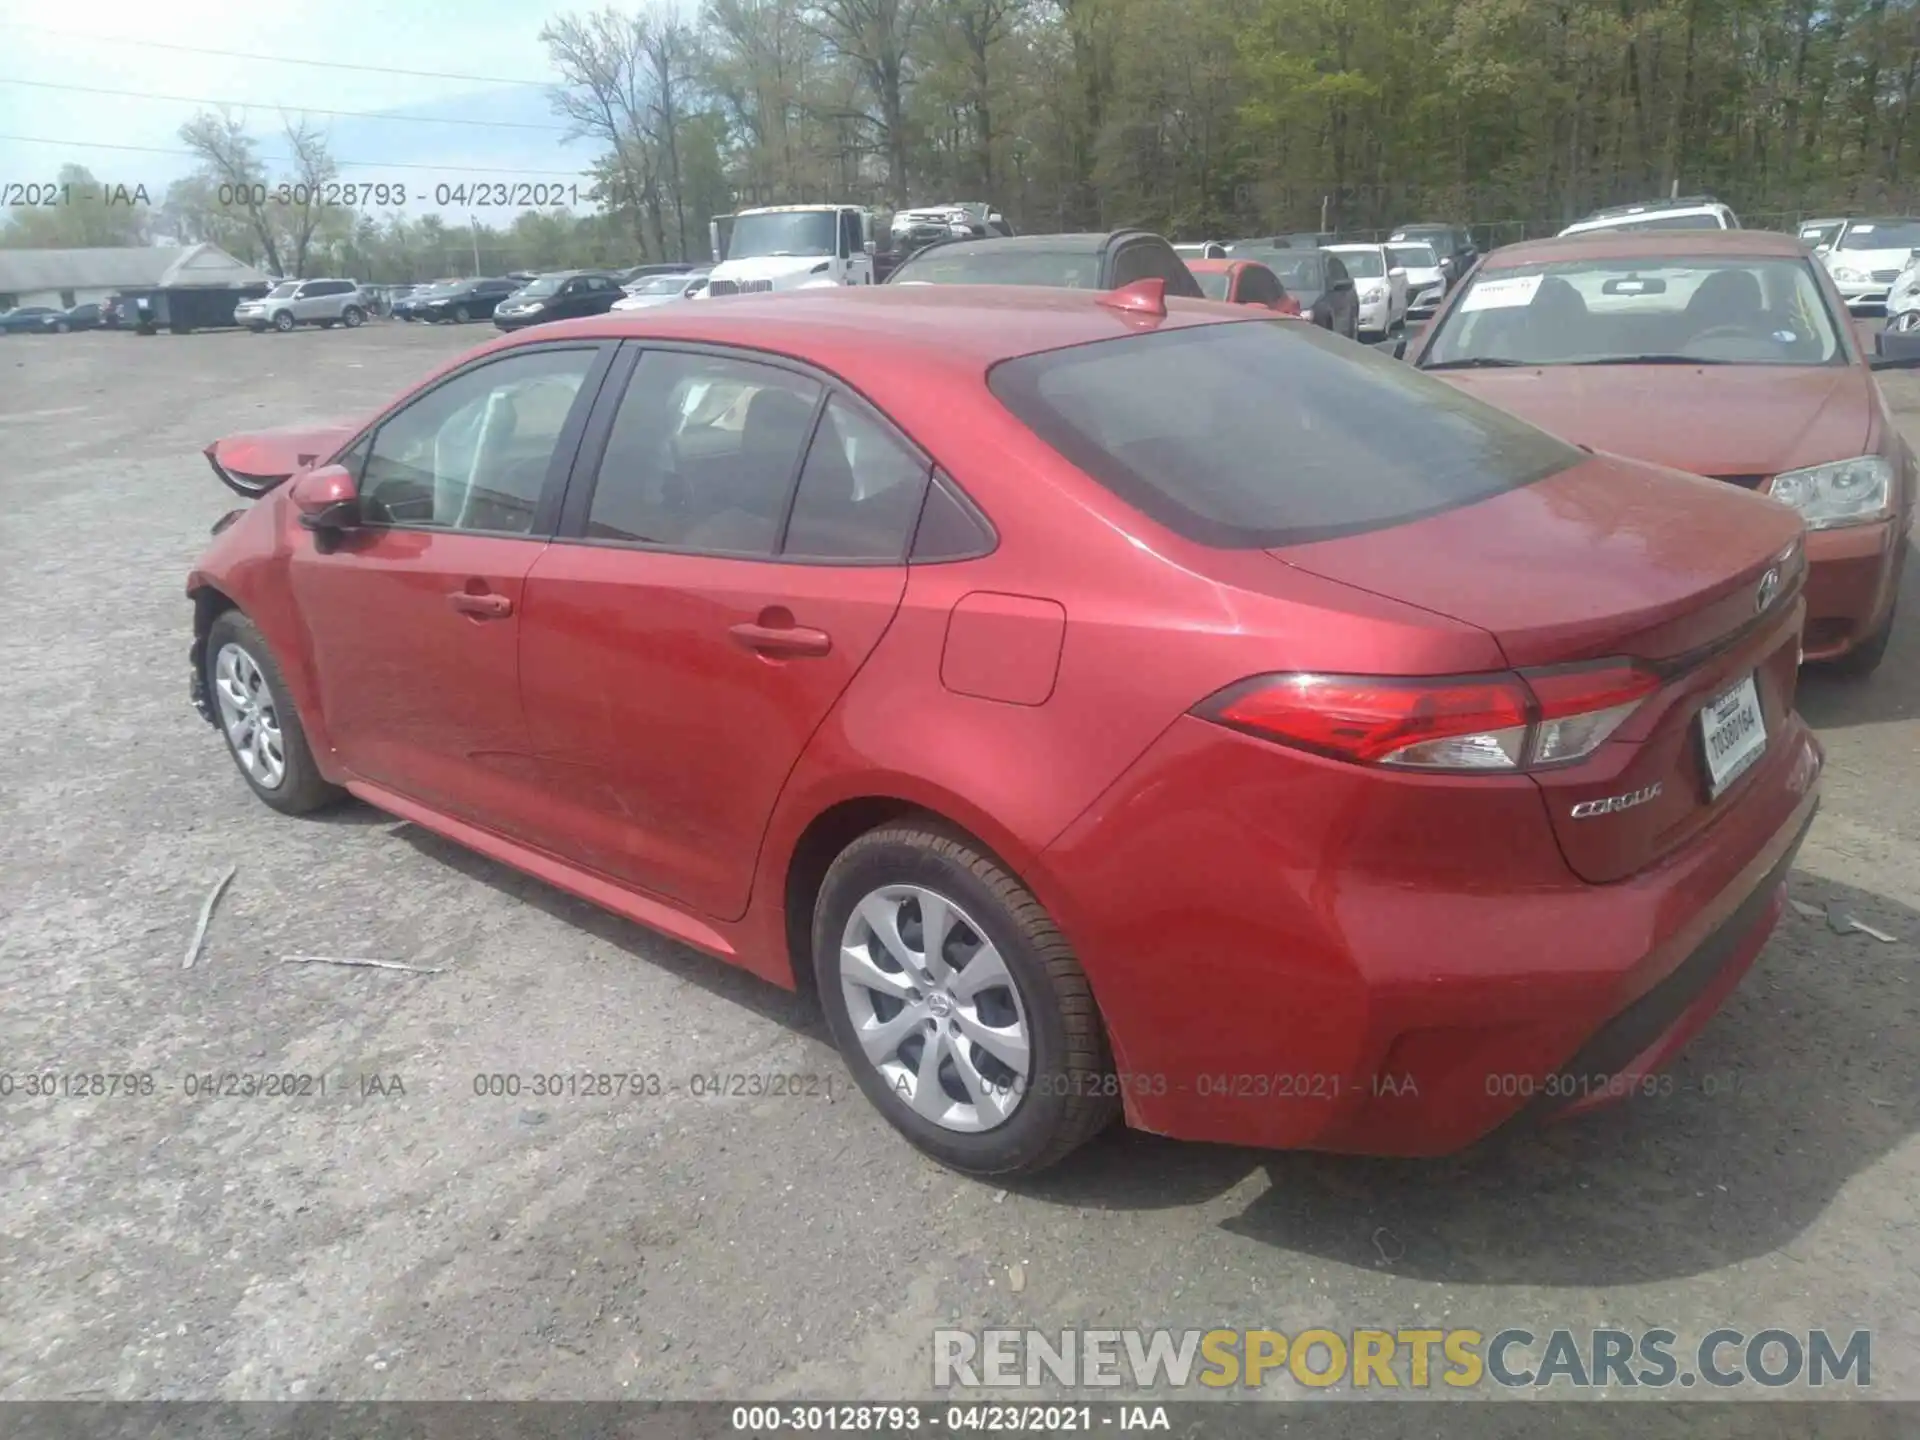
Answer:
[1569,782,1663,819]
[1756,566,1782,613]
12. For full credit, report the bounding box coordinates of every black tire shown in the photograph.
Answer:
[342,306,364,328]
[1823,602,1897,679]
[204,610,343,815]
[453,304,471,323]
[812,824,1117,1176]
[273,311,296,332]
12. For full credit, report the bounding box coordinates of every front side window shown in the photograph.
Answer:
[585,351,823,554]
[358,348,598,535]
[1421,256,1846,368]
[990,320,1579,548]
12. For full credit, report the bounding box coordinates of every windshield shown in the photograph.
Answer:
[1390,245,1438,270]
[1391,228,1450,246]
[266,282,299,299]
[1838,220,1920,251]
[1231,247,1324,291]
[727,210,839,260]
[990,320,1578,548]
[633,274,688,295]
[518,276,565,297]
[1329,249,1384,278]
[892,246,1099,288]
[1421,256,1846,368]
[1583,212,1723,232]
[1800,222,1844,247]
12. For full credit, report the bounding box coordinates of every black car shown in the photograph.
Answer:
[393,281,462,321]
[415,277,524,324]
[64,302,103,331]
[491,271,625,330]
[1386,223,1479,289]
[1226,244,1359,338]
[885,230,1205,296]
[0,305,71,334]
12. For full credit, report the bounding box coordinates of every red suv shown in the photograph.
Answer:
[190,282,1822,1174]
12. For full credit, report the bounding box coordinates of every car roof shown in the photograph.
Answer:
[917,231,1153,256]
[493,284,1240,377]
[1324,242,1383,252]
[1478,229,1807,267]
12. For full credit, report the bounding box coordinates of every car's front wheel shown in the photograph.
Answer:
[273,311,296,332]
[205,610,342,815]
[813,824,1117,1176]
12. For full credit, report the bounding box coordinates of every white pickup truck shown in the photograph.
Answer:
[703,204,880,296]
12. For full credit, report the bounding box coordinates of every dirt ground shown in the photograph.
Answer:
[1,318,1916,1412]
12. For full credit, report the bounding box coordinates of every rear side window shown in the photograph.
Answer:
[989,321,1580,548]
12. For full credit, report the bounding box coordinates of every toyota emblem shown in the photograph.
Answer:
[1756,566,1782,613]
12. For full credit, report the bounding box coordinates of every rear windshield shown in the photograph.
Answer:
[1231,248,1323,290]
[989,320,1580,548]
[892,246,1100,288]
[1584,212,1723,232]
[1389,245,1438,270]
[1330,248,1384,277]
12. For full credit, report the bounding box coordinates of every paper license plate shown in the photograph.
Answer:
[1701,673,1766,799]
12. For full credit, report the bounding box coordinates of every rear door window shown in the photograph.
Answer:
[989,320,1579,548]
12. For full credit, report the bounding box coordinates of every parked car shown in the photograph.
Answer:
[414,277,525,324]
[1819,217,1920,312]
[1386,241,1447,319]
[393,283,458,322]
[1227,245,1358,337]
[60,301,104,331]
[1388,223,1479,289]
[1797,217,1849,252]
[1559,196,1741,237]
[1173,242,1230,261]
[612,269,712,311]
[188,282,1825,1174]
[617,262,699,287]
[1324,243,1408,338]
[491,271,624,330]
[0,305,70,334]
[234,279,369,333]
[1409,228,1912,674]
[1184,258,1299,313]
[885,231,1205,296]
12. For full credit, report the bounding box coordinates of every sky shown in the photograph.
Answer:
[0,2,617,222]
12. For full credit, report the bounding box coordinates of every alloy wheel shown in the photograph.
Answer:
[837,884,1032,1133]
[212,642,287,790]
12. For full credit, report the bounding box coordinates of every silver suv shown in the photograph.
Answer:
[235,279,369,333]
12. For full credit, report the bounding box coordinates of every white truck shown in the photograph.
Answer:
[703,203,881,296]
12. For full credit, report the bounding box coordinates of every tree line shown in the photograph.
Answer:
[6,0,1919,273]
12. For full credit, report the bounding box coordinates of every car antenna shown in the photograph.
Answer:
[1098,278,1168,318]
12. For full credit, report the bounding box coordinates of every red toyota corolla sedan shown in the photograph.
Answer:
[189,281,1823,1175]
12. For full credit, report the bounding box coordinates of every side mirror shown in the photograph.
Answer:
[291,463,361,534]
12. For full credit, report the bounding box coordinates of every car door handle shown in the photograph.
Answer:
[449,591,513,619]
[729,621,832,658]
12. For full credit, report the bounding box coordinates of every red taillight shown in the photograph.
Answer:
[1198,661,1660,773]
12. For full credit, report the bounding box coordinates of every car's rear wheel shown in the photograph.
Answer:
[342,306,364,328]
[812,824,1117,1176]
[453,304,472,323]
[273,311,296,332]
[205,611,342,815]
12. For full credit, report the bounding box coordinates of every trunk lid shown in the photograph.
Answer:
[1276,454,1808,882]
[205,423,358,497]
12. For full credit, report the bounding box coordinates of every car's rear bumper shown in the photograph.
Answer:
[1038,711,1823,1155]
[1801,517,1904,660]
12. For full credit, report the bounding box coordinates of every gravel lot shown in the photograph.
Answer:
[1,319,1917,1413]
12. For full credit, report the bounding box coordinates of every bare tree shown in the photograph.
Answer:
[545,9,669,256]
[279,118,339,278]
[179,113,285,274]
[644,20,696,258]
[805,0,927,200]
